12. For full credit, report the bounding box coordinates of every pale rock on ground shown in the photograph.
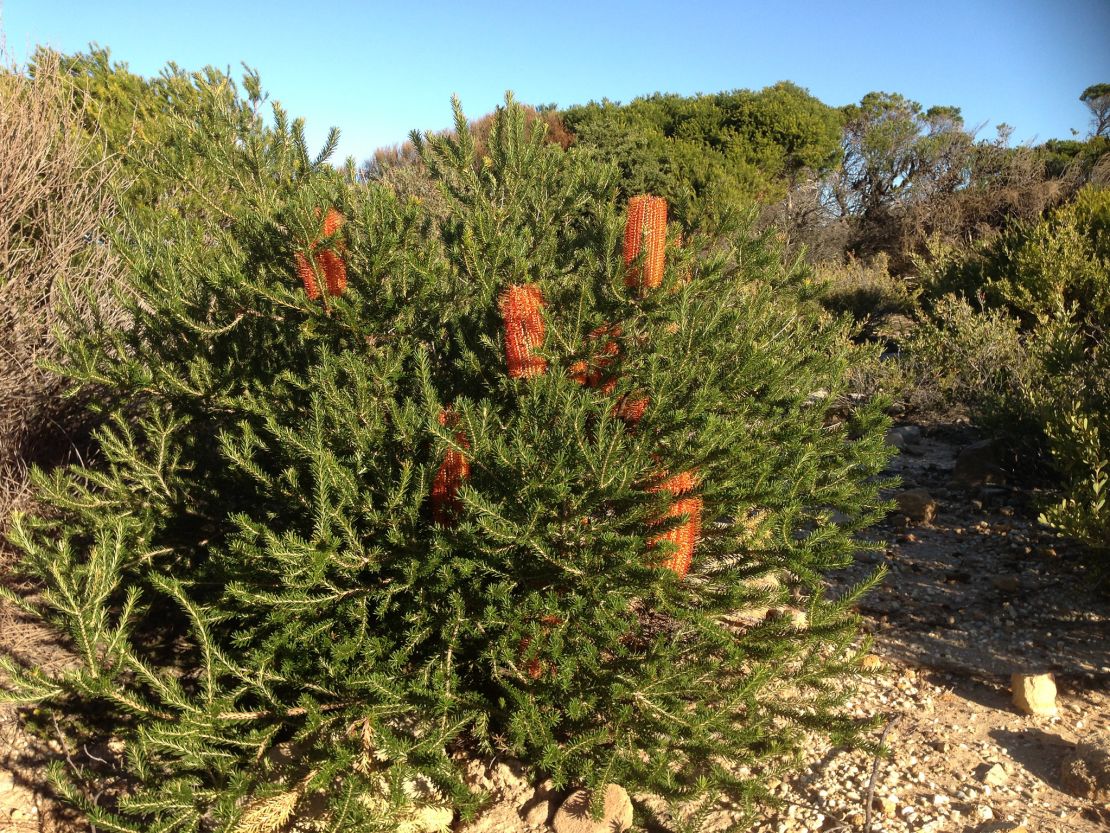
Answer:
[552,784,633,833]
[894,488,938,524]
[1011,672,1059,716]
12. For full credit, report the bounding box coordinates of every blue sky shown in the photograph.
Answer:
[4,0,1109,163]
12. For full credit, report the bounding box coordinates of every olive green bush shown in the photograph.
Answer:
[912,187,1110,563]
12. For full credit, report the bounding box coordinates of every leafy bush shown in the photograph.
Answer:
[1,84,893,833]
[815,254,918,337]
[562,83,843,230]
[902,294,1030,415]
[913,188,1110,563]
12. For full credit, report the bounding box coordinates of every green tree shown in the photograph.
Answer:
[562,82,842,229]
[1081,83,1110,138]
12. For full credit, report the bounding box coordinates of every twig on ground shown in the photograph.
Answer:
[863,713,902,833]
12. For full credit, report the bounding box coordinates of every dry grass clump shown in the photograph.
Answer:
[0,48,125,543]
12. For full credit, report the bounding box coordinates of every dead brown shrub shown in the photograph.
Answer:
[0,48,125,539]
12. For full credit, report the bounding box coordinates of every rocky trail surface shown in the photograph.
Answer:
[1,424,1107,832]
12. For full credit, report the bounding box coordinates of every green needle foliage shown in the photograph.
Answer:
[2,73,892,833]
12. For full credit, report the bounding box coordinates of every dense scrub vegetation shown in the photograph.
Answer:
[911,187,1110,561]
[0,42,1106,833]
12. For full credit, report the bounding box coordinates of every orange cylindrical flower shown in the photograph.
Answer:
[500,284,547,379]
[320,249,347,296]
[431,409,471,525]
[294,252,321,299]
[294,207,348,298]
[321,206,344,237]
[649,469,702,578]
[623,195,668,291]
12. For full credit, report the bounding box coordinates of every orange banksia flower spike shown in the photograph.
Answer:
[649,469,702,578]
[320,249,347,296]
[614,394,650,424]
[294,252,321,299]
[500,284,547,379]
[294,206,348,298]
[431,408,471,526]
[624,195,668,291]
[321,206,344,237]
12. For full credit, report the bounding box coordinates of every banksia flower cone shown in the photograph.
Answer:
[321,206,344,237]
[319,249,347,296]
[294,207,347,298]
[500,284,547,379]
[431,409,470,525]
[294,252,321,299]
[624,195,668,291]
[649,470,702,578]
[614,394,650,424]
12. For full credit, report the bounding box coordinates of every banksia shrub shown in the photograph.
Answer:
[624,193,668,290]
[293,249,321,298]
[570,323,621,389]
[1,91,893,833]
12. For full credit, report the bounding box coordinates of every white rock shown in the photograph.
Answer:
[410,805,454,833]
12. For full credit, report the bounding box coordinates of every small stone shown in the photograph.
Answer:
[553,784,633,833]
[951,439,1007,487]
[0,773,12,793]
[977,763,1009,786]
[894,488,937,524]
[886,425,922,450]
[1011,672,1058,716]
[765,607,808,629]
[975,804,994,822]
[991,575,1020,593]
[413,805,454,832]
